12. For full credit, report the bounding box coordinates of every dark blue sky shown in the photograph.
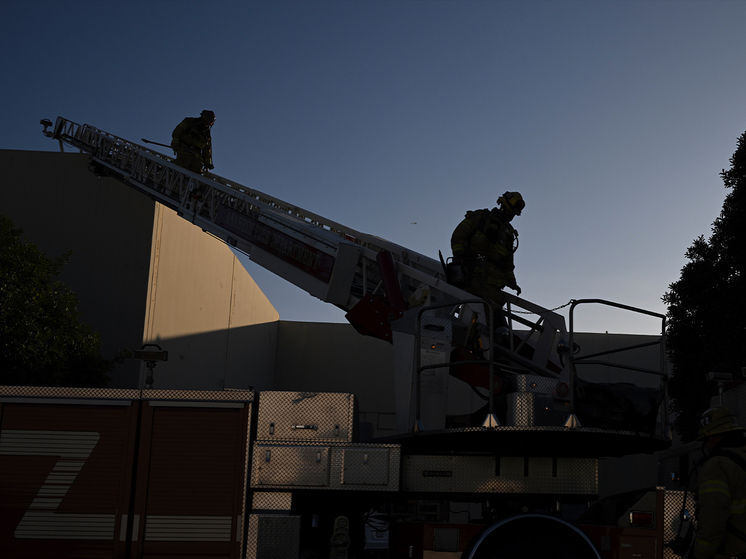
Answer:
[4,0,746,333]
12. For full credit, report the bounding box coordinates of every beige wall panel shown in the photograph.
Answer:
[145,205,243,337]
[231,258,283,327]
[141,205,279,391]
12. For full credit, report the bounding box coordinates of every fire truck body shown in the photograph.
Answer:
[0,386,689,558]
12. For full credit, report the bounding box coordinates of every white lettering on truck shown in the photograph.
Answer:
[0,429,115,540]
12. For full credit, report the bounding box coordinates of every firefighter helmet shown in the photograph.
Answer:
[697,405,746,440]
[201,110,216,125]
[498,191,525,216]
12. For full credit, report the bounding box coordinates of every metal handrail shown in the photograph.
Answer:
[568,299,669,437]
[411,296,568,431]
[414,299,495,430]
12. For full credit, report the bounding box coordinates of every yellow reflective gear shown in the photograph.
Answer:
[693,445,746,559]
[699,479,732,497]
[171,116,214,170]
[450,208,518,303]
[731,499,746,514]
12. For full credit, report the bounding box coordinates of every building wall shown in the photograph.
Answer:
[2,149,279,389]
[3,150,154,385]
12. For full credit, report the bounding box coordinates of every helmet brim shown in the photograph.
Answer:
[697,424,746,440]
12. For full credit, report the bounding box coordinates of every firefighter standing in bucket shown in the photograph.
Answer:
[693,405,746,559]
[450,191,525,311]
[171,110,215,174]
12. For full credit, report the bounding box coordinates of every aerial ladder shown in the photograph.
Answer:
[41,117,669,450]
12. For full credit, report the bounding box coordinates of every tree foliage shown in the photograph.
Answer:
[664,132,746,442]
[0,215,124,387]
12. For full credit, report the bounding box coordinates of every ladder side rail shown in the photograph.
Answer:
[81,131,347,256]
[90,139,191,208]
[85,156,184,213]
[53,119,362,243]
[52,117,78,141]
[115,140,138,178]
[251,207,354,254]
[53,119,91,151]
[81,123,443,270]
[132,154,408,260]
[142,156,182,201]
[53,118,443,275]
[90,150,347,259]
[189,210,342,262]
[203,168,401,253]
[54,120,172,167]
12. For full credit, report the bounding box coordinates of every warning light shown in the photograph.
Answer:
[556,382,570,399]
[629,511,654,527]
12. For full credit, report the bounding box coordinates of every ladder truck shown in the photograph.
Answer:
[0,117,688,558]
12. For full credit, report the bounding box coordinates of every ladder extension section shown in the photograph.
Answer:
[44,117,569,379]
